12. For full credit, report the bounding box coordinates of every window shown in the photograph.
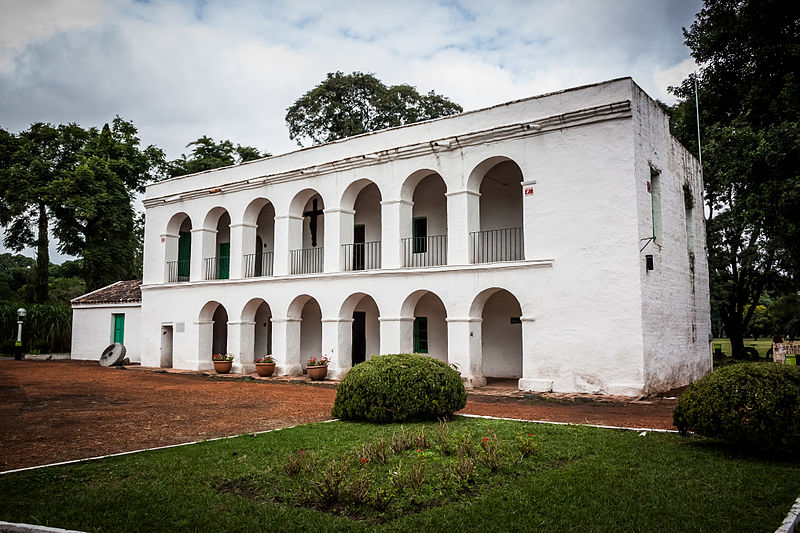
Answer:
[650,170,662,243]
[177,231,191,280]
[218,242,230,279]
[413,217,427,253]
[112,314,125,344]
[413,317,428,353]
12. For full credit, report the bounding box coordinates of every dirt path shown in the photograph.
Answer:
[0,359,678,471]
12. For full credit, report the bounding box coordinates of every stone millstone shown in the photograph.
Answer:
[99,343,127,367]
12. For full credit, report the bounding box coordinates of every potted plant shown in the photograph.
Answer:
[306,355,329,381]
[211,353,234,374]
[254,355,276,377]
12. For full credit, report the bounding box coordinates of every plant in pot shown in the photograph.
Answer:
[211,353,234,374]
[254,355,276,377]
[306,355,329,381]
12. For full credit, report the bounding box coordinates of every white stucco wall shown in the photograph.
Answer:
[125,77,708,396]
[71,303,141,362]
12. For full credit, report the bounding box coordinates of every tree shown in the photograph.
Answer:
[50,117,165,290]
[285,71,463,146]
[168,136,268,178]
[0,123,88,302]
[669,0,800,357]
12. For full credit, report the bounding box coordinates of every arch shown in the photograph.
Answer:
[341,178,383,211]
[470,288,523,379]
[401,289,448,362]
[198,300,228,358]
[287,293,315,319]
[289,188,325,215]
[466,156,521,194]
[166,212,192,235]
[202,206,229,230]
[400,168,442,202]
[199,300,223,322]
[242,197,274,226]
[340,292,381,366]
[242,198,276,277]
[242,297,272,359]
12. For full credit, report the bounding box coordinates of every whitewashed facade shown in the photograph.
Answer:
[82,78,710,396]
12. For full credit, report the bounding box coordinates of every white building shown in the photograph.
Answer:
[71,77,711,396]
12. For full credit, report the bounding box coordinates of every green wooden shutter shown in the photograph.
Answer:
[413,317,428,353]
[218,242,230,279]
[112,314,125,344]
[178,231,191,279]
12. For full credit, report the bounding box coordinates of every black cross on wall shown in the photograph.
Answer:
[303,198,324,247]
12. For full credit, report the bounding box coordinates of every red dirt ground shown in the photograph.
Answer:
[0,359,678,471]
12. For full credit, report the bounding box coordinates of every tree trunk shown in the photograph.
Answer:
[35,200,49,303]
[726,320,746,359]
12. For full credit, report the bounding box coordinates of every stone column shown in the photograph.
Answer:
[161,232,178,283]
[380,200,413,269]
[322,317,353,379]
[229,222,256,279]
[520,180,537,260]
[192,319,215,371]
[323,208,355,272]
[379,317,414,354]
[189,228,215,281]
[445,190,480,265]
[229,320,255,373]
[273,214,299,276]
[518,316,552,392]
[446,317,486,388]
[271,317,302,375]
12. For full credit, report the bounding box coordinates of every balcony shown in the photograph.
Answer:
[166,260,190,283]
[402,235,447,267]
[469,227,523,263]
[203,256,230,280]
[290,247,324,274]
[342,241,381,271]
[243,252,274,277]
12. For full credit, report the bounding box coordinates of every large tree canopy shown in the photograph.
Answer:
[669,0,800,355]
[285,71,463,146]
[168,136,269,178]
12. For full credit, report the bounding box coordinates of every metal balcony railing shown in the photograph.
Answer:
[401,235,447,267]
[290,247,324,274]
[203,256,230,280]
[342,241,381,271]
[469,227,523,263]
[243,252,274,277]
[166,260,190,282]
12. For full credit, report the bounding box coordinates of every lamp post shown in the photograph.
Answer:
[14,307,26,361]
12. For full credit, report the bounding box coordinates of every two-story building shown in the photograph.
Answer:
[71,77,712,396]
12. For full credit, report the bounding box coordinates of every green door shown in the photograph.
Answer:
[113,314,125,344]
[218,242,230,279]
[178,231,191,280]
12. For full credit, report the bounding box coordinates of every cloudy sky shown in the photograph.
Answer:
[1,0,701,261]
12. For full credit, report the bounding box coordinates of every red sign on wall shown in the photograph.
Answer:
[524,187,534,196]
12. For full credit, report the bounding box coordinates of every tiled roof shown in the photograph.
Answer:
[71,280,142,305]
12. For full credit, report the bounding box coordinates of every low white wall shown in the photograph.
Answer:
[70,304,141,362]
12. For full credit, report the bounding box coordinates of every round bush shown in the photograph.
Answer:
[673,363,800,452]
[332,354,467,422]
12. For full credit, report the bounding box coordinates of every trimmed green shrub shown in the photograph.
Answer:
[332,353,467,422]
[673,363,800,452]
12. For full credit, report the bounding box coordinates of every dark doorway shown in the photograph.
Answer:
[352,311,366,365]
[353,224,365,270]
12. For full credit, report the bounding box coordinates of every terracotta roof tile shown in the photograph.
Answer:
[71,280,142,305]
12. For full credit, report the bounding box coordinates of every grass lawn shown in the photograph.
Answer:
[1,417,798,532]
[712,337,774,358]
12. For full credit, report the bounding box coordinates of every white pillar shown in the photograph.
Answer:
[446,317,486,388]
[521,180,537,260]
[379,317,414,354]
[380,200,413,269]
[518,316,550,392]
[189,228,214,281]
[273,214,299,276]
[230,222,256,279]
[192,319,215,371]
[323,208,355,272]
[271,317,302,375]
[445,190,480,265]
[322,317,353,379]
[228,320,255,373]
[161,232,178,283]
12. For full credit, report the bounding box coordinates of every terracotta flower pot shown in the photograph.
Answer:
[213,360,233,374]
[255,362,276,377]
[306,364,328,381]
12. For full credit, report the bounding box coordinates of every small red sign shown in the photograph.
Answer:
[524,187,534,196]
[161,237,165,243]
